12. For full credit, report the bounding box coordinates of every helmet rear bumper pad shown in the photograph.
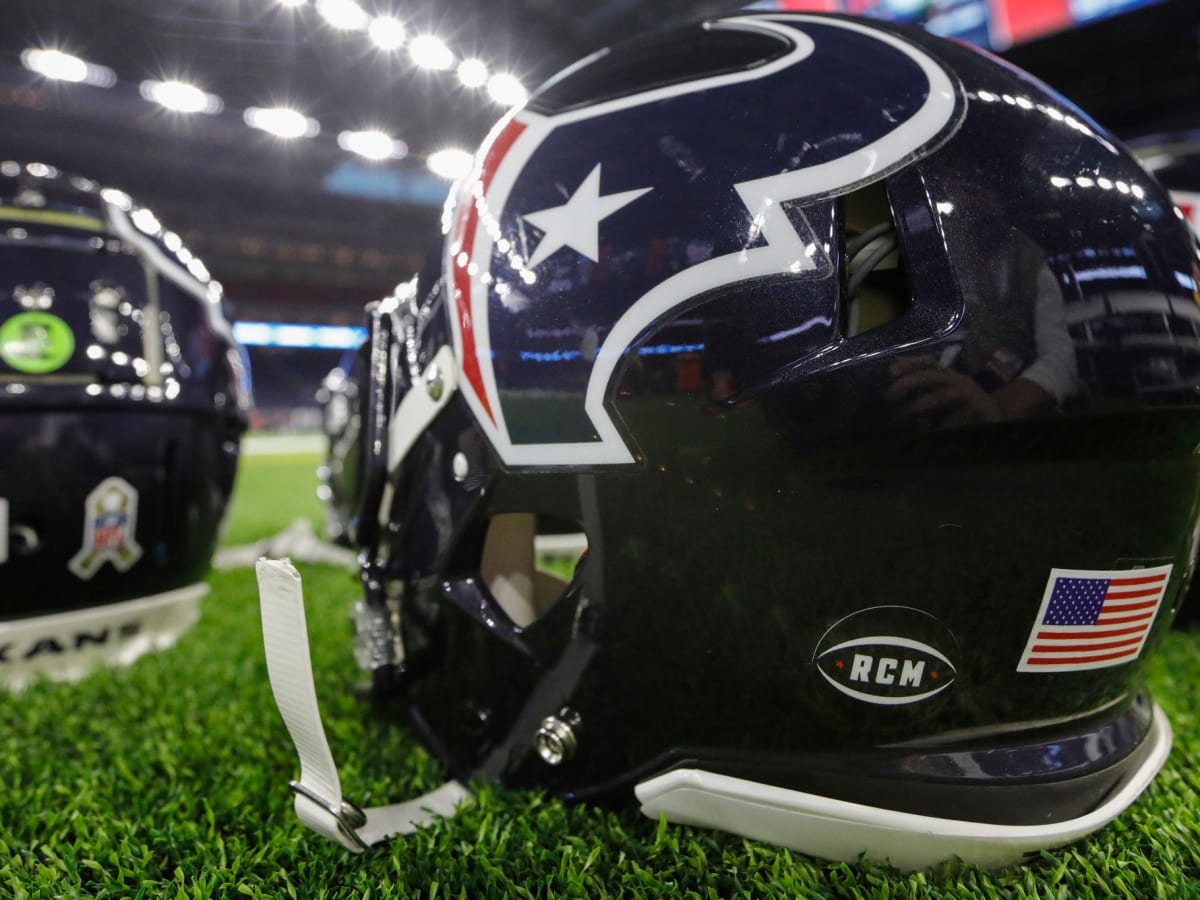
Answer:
[0,582,206,690]
[635,704,1171,871]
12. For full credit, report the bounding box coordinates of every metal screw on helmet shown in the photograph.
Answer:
[535,708,581,765]
[425,362,443,401]
[452,451,469,482]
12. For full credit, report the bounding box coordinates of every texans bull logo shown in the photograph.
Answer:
[445,15,963,467]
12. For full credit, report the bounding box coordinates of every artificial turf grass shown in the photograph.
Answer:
[2,452,1200,897]
[3,566,1200,898]
[3,566,1200,900]
[221,452,326,548]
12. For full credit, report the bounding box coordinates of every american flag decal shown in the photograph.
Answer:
[1016,564,1173,673]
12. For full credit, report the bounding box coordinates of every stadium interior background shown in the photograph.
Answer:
[1,0,1196,430]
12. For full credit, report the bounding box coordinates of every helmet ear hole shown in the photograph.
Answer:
[840,182,912,338]
[480,513,587,628]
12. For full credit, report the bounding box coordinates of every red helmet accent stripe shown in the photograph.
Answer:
[451,117,527,425]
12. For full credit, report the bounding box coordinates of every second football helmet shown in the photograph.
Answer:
[1,163,250,687]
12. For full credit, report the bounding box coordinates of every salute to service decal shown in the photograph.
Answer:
[68,477,143,579]
[1016,565,1172,672]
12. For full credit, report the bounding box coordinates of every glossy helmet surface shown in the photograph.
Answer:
[340,14,1200,867]
[1131,130,1200,623]
[0,163,250,687]
[1133,129,1200,236]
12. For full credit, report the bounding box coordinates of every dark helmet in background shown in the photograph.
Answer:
[267,13,1200,868]
[0,162,250,688]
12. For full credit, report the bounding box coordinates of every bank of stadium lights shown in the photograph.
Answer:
[244,106,320,139]
[20,12,526,172]
[21,48,116,87]
[140,79,223,115]
[277,4,531,105]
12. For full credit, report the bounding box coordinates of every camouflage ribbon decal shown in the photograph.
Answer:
[68,477,143,579]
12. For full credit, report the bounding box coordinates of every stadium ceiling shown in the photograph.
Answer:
[0,0,1196,294]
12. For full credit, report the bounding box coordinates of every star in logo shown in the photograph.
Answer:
[522,164,651,268]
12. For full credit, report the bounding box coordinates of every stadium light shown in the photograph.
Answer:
[315,0,369,31]
[487,73,527,107]
[337,129,407,161]
[457,58,488,88]
[21,48,116,87]
[409,35,454,70]
[427,148,473,180]
[368,16,406,50]
[244,106,320,139]
[139,79,223,114]
[277,0,307,6]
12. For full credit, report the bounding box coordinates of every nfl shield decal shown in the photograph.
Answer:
[1016,565,1172,672]
[68,477,143,579]
[444,14,963,467]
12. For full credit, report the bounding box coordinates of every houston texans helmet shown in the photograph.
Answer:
[258,13,1200,869]
[1,163,250,688]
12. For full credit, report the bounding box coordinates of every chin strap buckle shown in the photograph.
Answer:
[256,557,469,853]
[288,781,371,852]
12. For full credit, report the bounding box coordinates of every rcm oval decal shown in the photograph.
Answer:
[813,607,958,706]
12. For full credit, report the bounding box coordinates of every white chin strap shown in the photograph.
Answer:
[256,558,469,852]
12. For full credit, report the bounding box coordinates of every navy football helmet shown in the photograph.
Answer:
[0,163,249,687]
[261,14,1200,868]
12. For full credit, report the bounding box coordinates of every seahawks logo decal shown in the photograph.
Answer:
[445,15,962,466]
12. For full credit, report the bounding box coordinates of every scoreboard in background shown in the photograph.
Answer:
[754,0,1166,49]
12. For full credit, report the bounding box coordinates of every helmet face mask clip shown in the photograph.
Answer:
[262,12,1200,870]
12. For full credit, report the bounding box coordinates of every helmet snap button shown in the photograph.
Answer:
[425,363,443,401]
[535,708,581,765]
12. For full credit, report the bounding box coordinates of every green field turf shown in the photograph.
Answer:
[2,450,1200,897]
